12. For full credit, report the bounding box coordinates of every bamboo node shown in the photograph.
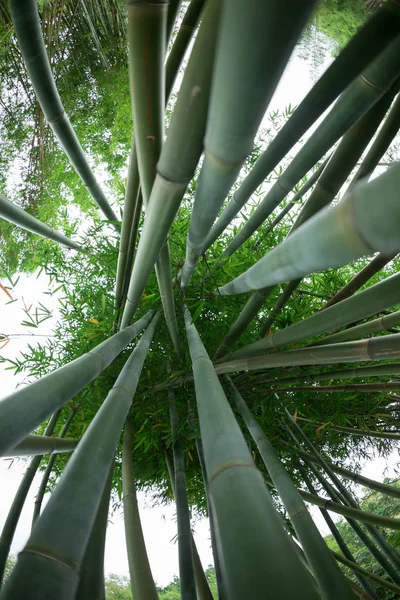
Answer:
[359,74,386,93]
[21,548,77,572]
[208,459,258,485]
[47,111,65,124]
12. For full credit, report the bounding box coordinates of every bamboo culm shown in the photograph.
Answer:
[222,271,400,362]
[122,419,158,600]
[180,0,318,289]
[225,377,356,600]
[222,38,400,257]
[219,163,400,295]
[4,434,78,458]
[168,387,197,600]
[0,194,84,252]
[201,1,400,255]
[10,0,119,227]
[0,411,61,588]
[1,312,159,600]
[32,407,78,526]
[184,307,320,600]
[0,310,154,458]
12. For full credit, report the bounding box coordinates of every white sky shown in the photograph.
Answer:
[1,42,399,589]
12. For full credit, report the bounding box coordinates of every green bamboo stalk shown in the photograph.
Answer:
[317,422,400,441]
[115,143,140,312]
[292,435,400,585]
[286,410,400,574]
[273,362,400,385]
[223,39,400,257]
[180,0,318,289]
[165,450,214,600]
[1,313,159,600]
[299,490,400,532]
[297,462,378,599]
[216,90,395,354]
[320,252,397,311]
[4,434,78,458]
[184,307,320,600]
[219,163,400,295]
[220,270,400,362]
[200,0,400,254]
[32,407,78,526]
[261,158,330,239]
[292,447,400,501]
[332,550,400,596]
[0,411,60,588]
[225,377,355,600]
[168,386,197,600]
[10,0,119,227]
[121,0,221,328]
[122,0,181,354]
[351,92,400,186]
[75,465,114,600]
[195,438,228,600]
[214,333,400,375]
[312,310,400,347]
[0,310,154,457]
[0,194,84,252]
[122,419,158,600]
[165,0,205,99]
[119,192,143,314]
[271,382,400,394]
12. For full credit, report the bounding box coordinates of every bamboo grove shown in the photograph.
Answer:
[1,0,400,599]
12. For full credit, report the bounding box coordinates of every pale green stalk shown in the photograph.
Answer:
[312,309,400,346]
[1,313,159,600]
[184,307,320,600]
[4,434,78,458]
[10,0,119,227]
[180,0,318,289]
[0,310,154,457]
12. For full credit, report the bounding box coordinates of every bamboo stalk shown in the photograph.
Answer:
[195,439,228,600]
[332,550,400,596]
[0,194,84,252]
[10,0,119,227]
[165,450,214,600]
[0,310,154,457]
[351,92,400,186]
[180,0,318,289]
[200,0,400,255]
[223,38,400,257]
[122,419,158,600]
[168,386,197,600]
[1,313,159,600]
[221,271,400,362]
[216,333,400,375]
[75,465,114,600]
[286,411,400,575]
[271,382,400,394]
[219,163,400,295]
[261,158,330,240]
[272,363,400,386]
[293,435,400,585]
[312,310,400,347]
[121,0,221,327]
[165,0,205,99]
[32,408,78,526]
[320,252,397,311]
[225,377,355,600]
[4,434,78,458]
[0,411,60,587]
[184,307,320,600]
[297,463,378,599]
[292,447,400,500]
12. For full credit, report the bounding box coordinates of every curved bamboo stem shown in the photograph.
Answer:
[10,0,119,227]
[0,310,154,457]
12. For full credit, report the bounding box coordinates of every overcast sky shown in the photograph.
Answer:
[1,41,399,589]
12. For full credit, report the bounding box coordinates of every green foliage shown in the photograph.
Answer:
[324,480,400,598]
